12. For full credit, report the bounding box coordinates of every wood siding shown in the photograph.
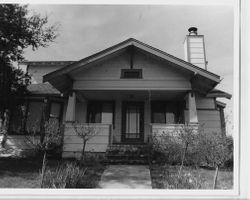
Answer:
[62,123,111,159]
[195,94,215,109]
[71,51,191,90]
[197,110,222,134]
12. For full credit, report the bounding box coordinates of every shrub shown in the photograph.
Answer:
[42,162,87,188]
[150,124,199,166]
[197,132,231,189]
[224,136,233,169]
[151,129,181,164]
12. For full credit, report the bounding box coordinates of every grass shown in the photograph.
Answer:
[0,157,106,188]
[150,164,233,189]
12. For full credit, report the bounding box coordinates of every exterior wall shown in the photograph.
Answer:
[195,94,215,109]
[71,51,192,90]
[184,93,222,134]
[62,123,111,159]
[197,110,222,134]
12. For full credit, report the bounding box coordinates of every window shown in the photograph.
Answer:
[26,101,43,133]
[87,101,114,124]
[151,101,184,124]
[121,69,142,79]
[48,102,62,130]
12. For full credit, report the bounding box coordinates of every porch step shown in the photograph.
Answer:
[106,144,150,165]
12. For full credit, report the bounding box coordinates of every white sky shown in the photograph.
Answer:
[23,3,234,134]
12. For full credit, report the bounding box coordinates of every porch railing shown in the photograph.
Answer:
[63,123,113,157]
[151,123,199,139]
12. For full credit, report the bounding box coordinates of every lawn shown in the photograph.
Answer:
[0,157,106,188]
[150,164,233,189]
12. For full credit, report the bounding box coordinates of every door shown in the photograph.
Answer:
[122,101,144,143]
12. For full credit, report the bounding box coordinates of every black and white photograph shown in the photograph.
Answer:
[0,0,248,199]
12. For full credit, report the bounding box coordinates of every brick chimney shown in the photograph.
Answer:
[184,27,207,70]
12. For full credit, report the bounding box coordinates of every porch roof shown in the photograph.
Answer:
[27,83,61,96]
[207,89,232,99]
[43,38,221,93]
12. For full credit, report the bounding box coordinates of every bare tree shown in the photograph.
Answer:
[198,132,230,189]
[25,119,62,187]
[73,123,99,161]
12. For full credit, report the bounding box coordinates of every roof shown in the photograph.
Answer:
[27,83,61,95]
[19,61,75,66]
[216,100,226,108]
[44,38,220,80]
[207,89,232,99]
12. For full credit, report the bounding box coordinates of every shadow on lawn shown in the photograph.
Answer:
[150,164,233,190]
[0,157,106,188]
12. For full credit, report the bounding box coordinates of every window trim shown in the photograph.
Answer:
[151,101,185,124]
[87,101,115,125]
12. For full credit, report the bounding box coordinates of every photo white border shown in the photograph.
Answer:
[0,0,244,199]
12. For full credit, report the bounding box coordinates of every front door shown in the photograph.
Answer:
[121,101,144,143]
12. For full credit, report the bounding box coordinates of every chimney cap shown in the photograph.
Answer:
[188,27,198,35]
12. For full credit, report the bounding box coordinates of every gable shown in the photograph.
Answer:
[43,38,221,93]
[70,50,192,91]
[70,49,192,80]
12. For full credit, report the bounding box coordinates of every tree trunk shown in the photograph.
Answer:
[1,109,10,147]
[178,142,188,177]
[40,151,47,188]
[213,165,219,189]
[81,140,87,161]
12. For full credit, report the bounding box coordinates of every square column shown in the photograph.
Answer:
[187,91,198,123]
[65,91,76,122]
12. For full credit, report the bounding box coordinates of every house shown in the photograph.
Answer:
[7,27,231,159]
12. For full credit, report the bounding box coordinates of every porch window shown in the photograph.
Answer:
[151,101,184,124]
[87,101,113,124]
[48,102,62,129]
[25,101,43,133]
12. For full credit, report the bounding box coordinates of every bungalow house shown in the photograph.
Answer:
[6,27,231,159]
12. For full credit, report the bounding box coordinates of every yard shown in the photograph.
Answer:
[150,164,233,189]
[0,157,106,188]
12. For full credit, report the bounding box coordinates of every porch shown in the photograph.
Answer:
[62,89,199,158]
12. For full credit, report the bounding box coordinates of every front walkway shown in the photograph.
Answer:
[99,165,152,189]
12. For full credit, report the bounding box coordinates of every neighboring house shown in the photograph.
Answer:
[8,27,231,158]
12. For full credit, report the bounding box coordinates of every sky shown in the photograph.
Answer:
[23,3,234,134]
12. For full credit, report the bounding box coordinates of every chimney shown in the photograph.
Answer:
[184,27,207,70]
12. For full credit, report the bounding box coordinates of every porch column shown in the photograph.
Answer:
[187,91,198,123]
[65,91,76,122]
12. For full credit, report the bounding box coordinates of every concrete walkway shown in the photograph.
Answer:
[99,165,152,189]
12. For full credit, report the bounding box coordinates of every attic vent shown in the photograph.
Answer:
[121,69,142,79]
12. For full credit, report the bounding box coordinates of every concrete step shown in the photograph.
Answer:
[106,144,150,164]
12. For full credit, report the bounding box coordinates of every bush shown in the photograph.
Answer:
[150,124,199,166]
[224,136,233,169]
[197,132,231,168]
[42,162,87,188]
[150,132,183,165]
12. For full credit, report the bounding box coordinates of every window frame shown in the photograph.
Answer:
[151,101,185,124]
[87,101,115,125]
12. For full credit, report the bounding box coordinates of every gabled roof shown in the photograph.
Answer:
[20,61,75,66]
[207,89,232,99]
[27,83,60,95]
[43,38,221,85]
